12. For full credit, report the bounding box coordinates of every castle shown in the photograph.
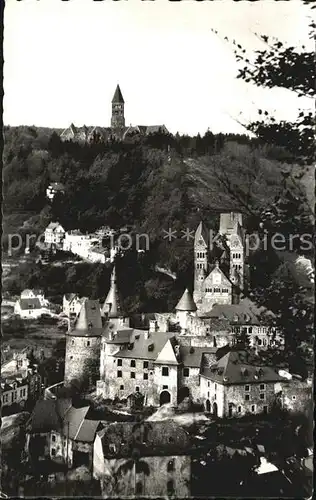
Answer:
[60,85,169,143]
[61,213,294,417]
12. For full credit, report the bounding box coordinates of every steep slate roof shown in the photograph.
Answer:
[27,399,72,433]
[175,289,197,312]
[18,298,42,310]
[113,331,175,361]
[179,346,217,368]
[69,299,103,337]
[105,328,134,344]
[102,266,123,318]
[98,420,190,459]
[201,350,284,385]
[205,298,272,324]
[75,419,101,443]
[27,400,97,442]
[112,84,124,103]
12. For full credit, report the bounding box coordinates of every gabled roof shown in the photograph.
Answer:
[175,289,197,312]
[194,221,208,247]
[69,299,103,337]
[113,331,175,361]
[18,298,42,310]
[62,405,90,440]
[112,84,124,103]
[205,298,273,325]
[97,420,190,459]
[201,350,284,385]
[27,399,72,433]
[46,222,64,232]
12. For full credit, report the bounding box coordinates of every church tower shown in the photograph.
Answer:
[193,222,208,306]
[229,220,244,301]
[111,84,125,128]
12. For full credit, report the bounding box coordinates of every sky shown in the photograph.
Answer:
[3,0,314,136]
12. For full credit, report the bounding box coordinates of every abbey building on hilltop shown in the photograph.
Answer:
[60,85,169,143]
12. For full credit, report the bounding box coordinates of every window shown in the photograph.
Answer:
[292,395,296,400]
[117,359,122,366]
[207,392,210,398]
[260,393,265,400]
[245,385,250,392]
[183,367,189,377]
[143,361,148,369]
[131,360,136,368]
[167,459,174,472]
[52,434,56,442]
[136,386,140,392]
[260,384,265,391]
[143,373,148,380]
[214,288,221,293]
[86,341,90,347]
[131,372,135,379]
[117,371,122,378]
[214,394,216,400]
[162,367,169,377]
[245,394,250,401]
[51,448,56,456]
[207,382,210,388]
[167,480,174,495]
[237,406,242,413]
[163,385,168,390]
[263,405,268,414]
[251,405,256,413]
[222,288,229,293]
[120,385,124,390]
[214,383,217,391]
[71,340,75,345]
[136,482,142,495]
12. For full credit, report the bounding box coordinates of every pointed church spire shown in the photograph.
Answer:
[112,84,124,103]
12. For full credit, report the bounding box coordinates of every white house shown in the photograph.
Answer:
[20,289,48,307]
[1,377,28,408]
[63,294,87,317]
[44,222,65,248]
[14,298,47,319]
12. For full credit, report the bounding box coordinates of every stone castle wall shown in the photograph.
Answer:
[64,335,101,387]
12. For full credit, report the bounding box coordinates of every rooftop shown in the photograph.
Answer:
[175,289,197,312]
[201,349,284,385]
[18,298,42,310]
[113,331,175,361]
[69,299,103,337]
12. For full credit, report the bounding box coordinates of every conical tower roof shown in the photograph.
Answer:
[112,84,124,103]
[101,266,123,318]
[175,288,197,312]
[70,299,103,337]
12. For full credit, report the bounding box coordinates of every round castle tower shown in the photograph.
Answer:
[64,298,102,389]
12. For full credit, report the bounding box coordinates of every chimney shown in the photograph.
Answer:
[144,330,149,340]
[109,331,114,341]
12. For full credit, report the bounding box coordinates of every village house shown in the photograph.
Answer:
[199,349,310,417]
[26,399,101,470]
[20,288,48,306]
[44,222,65,249]
[1,376,28,409]
[93,420,191,498]
[63,294,87,318]
[14,297,48,319]
[46,182,65,201]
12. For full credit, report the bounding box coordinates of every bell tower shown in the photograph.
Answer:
[193,222,208,306]
[111,84,125,128]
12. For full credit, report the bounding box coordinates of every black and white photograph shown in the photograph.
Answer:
[1,0,314,498]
